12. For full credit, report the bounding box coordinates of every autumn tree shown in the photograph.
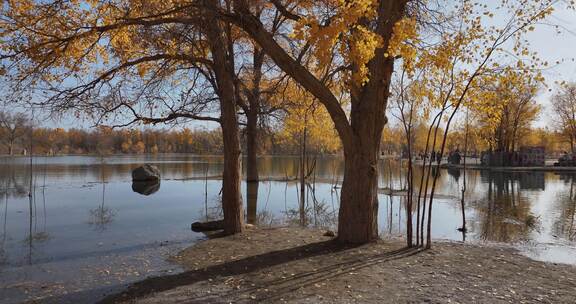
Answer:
[406,1,562,248]
[230,0,572,244]
[446,122,485,155]
[226,0,419,243]
[0,111,28,155]
[471,70,542,153]
[237,43,287,184]
[2,0,571,244]
[521,127,560,152]
[0,0,248,234]
[276,83,341,156]
[390,70,428,247]
[552,83,576,153]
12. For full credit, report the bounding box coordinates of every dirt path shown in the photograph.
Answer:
[101,227,576,303]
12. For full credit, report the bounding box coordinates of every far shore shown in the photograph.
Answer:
[441,163,576,172]
[0,153,342,158]
[5,153,576,173]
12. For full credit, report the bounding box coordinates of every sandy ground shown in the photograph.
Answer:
[100,227,576,304]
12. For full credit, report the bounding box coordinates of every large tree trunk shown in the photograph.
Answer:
[220,100,245,234]
[245,110,259,225]
[338,141,381,243]
[335,0,404,243]
[338,93,387,243]
[205,0,244,234]
[245,46,263,183]
[336,20,395,243]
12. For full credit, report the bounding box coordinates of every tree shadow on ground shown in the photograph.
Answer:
[97,240,423,304]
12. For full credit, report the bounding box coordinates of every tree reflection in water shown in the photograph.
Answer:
[2,156,576,268]
[553,173,576,241]
[88,203,115,232]
[196,178,337,230]
[246,181,259,225]
[0,166,8,265]
[24,162,51,265]
[473,171,541,243]
[248,181,283,227]
[283,182,337,230]
[88,160,116,232]
[0,163,30,199]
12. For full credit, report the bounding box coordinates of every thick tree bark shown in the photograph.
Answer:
[244,46,262,228]
[220,99,245,234]
[337,103,387,243]
[338,144,381,243]
[338,77,391,243]
[205,0,244,234]
[336,0,404,243]
[245,47,264,183]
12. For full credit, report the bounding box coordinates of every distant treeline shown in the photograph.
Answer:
[0,125,339,156]
[0,127,221,155]
[0,124,569,157]
[0,111,567,157]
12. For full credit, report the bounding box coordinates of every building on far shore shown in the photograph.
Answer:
[480,146,545,167]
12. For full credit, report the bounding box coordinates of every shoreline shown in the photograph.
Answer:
[441,163,576,172]
[100,227,576,304]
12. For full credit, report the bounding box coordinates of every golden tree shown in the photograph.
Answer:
[552,83,576,153]
[1,0,572,243]
[470,70,543,153]
[1,0,249,234]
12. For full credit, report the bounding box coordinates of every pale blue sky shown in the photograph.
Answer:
[527,5,576,127]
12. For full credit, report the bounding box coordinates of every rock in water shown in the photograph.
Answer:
[132,181,161,196]
[132,164,161,182]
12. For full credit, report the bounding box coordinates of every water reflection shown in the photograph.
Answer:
[132,181,161,196]
[0,163,29,198]
[280,182,337,230]
[88,161,116,232]
[22,181,51,265]
[472,171,538,243]
[246,181,258,225]
[0,175,7,266]
[88,186,115,232]
[447,167,461,182]
[0,155,574,270]
[552,173,576,241]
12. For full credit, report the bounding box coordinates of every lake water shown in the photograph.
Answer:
[1,154,575,303]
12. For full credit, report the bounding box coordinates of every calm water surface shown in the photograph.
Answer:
[0,155,575,303]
